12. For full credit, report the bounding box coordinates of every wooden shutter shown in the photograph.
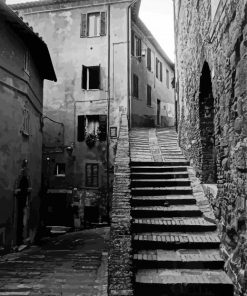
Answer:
[131,31,134,56]
[77,115,85,142]
[99,115,107,141]
[160,62,163,82]
[147,85,151,106]
[80,13,87,37]
[82,65,87,89]
[156,58,159,78]
[147,48,151,71]
[100,12,106,36]
[133,74,138,98]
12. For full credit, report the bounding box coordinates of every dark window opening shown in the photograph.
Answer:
[82,65,100,90]
[147,47,151,71]
[147,84,152,106]
[86,163,99,187]
[133,74,139,98]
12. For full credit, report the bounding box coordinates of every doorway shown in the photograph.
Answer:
[16,176,29,245]
[199,62,217,183]
[157,99,161,126]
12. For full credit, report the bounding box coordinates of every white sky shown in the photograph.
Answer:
[6,0,175,61]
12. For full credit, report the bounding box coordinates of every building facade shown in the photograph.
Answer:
[0,1,56,251]
[12,0,175,227]
[131,17,175,127]
[174,0,247,292]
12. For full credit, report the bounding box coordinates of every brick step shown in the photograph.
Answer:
[131,172,189,179]
[131,165,188,173]
[132,186,193,196]
[131,195,196,206]
[135,269,233,296]
[132,217,216,232]
[133,249,224,269]
[131,179,191,187]
[133,232,220,250]
[131,161,190,166]
[131,205,202,218]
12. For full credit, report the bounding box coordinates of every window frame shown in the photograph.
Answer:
[85,163,99,188]
[54,163,66,177]
[80,11,107,38]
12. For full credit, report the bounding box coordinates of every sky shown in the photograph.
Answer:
[6,0,175,61]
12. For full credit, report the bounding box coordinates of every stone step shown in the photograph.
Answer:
[131,195,196,206]
[131,205,202,218]
[133,232,220,250]
[133,249,224,269]
[132,186,193,196]
[131,178,191,187]
[131,172,189,180]
[135,269,233,296]
[131,165,188,173]
[132,217,216,232]
[131,161,190,166]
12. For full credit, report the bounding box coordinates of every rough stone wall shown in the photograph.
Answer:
[175,0,247,293]
[108,113,133,296]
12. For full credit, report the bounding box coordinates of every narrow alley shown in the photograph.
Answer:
[129,128,233,296]
[0,228,109,296]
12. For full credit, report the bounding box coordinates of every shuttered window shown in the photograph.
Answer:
[156,58,163,82]
[131,30,135,56]
[156,58,159,78]
[147,47,151,71]
[77,115,86,142]
[80,12,107,37]
[86,163,99,187]
[133,74,139,99]
[147,84,152,106]
[166,69,170,88]
[160,62,163,82]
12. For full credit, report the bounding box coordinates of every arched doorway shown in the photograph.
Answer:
[199,62,217,183]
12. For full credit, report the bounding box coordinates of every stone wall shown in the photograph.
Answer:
[175,0,247,294]
[108,113,133,296]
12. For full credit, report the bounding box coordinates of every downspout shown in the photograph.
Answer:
[106,3,111,223]
[173,0,178,133]
[127,0,139,129]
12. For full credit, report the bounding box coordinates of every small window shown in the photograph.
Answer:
[156,59,163,82]
[22,107,30,136]
[55,163,66,177]
[80,12,106,37]
[147,84,152,106]
[77,115,86,142]
[166,69,170,88]
[82,65,100,90]
[86,163,99,187]
[133,74,139,99]
[135,36,142,57]
[147,48,151,71]
[24,51,30,74]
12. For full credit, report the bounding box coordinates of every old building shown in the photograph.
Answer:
[174,0,247,293]
[0,1,56,251]
[131,17,174,127]
[11,0,174,227]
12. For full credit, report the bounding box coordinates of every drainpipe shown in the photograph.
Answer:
[127,0,139,129]
[172,0,178,133]
[106,4,111,224]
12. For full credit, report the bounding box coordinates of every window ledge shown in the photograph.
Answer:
[21,130,30,137]
[147,105,153,108]
[55,175,66,177]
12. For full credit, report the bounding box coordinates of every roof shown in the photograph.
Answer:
[133,17,174,70]
[1,1,56,82]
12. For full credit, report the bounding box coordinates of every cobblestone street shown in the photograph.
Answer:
[0,228,109,296]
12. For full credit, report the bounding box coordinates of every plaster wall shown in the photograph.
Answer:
[0,20,44,249]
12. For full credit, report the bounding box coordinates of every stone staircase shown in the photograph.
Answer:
[130,128,233,296]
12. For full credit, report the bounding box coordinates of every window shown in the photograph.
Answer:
[80,12,106,37]
[22,107,30,136]
[133,74,139,98]
[166,69,170,88]
[147,84,152,106]
[77,115,107,142]
[131,31,142,58]
[24,51,30,74]
[156,58,163,82]
[86,163,99,187]
[55,163,65,177]
[82,65,100,90]
[147,47,151,71]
